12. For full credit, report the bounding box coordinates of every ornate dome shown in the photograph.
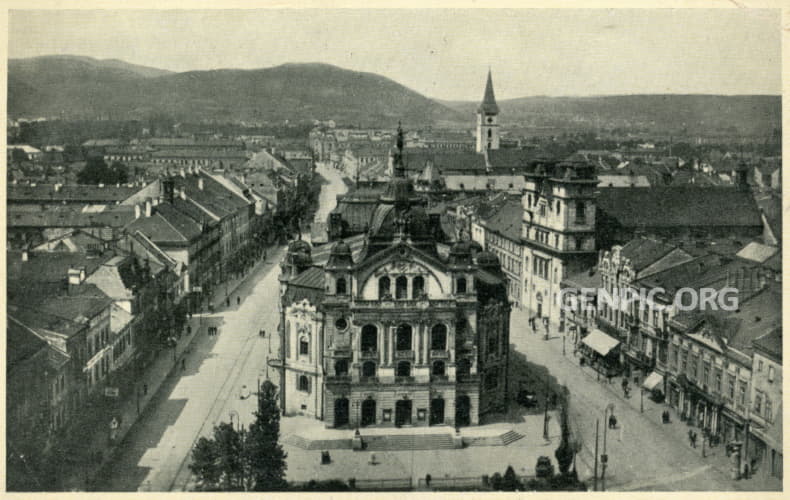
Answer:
[289,239,312,255]
[476,251,502,274]
[327,240,353,269]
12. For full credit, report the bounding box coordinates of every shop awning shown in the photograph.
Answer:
[581,329,620,356]
[642,371,664,392]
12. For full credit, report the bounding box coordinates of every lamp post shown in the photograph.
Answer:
[543,375,550,441]
[640,388,644,413]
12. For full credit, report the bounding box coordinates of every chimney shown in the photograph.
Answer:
[21,249,29,262]
[98,183,105,188]
[145,198,152,217]
[54,183,62,192]
[198,177,204,190]
[179,187,187,200]
[180,168,186,178]
[67,267,85,293]
[152,197,160,207]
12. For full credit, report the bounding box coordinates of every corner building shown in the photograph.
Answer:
[279,127,510,428]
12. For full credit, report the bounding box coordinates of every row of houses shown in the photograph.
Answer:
[562,236,782,480]
[7,230,187,490]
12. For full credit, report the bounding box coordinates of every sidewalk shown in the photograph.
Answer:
[66,249,277,491]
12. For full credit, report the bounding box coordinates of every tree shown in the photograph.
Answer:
[189,381,287,491]
[554,404,574,475]
[245,380,288,491]
[76,156,129,185]
[501,465,521,491]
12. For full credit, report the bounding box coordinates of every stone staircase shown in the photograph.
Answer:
[283,435,352,450]
[465,429,525,447]
[361,433,455,451]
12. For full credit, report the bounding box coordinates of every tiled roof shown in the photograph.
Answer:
[146,138,244,148]
[151,149,249,159]
[482,199,522,241]
[7,316,48,369]
[619,237,680,272]
[597,187,762,228]
[7,206,136,228]
[7,250,116,286]
[289,266,325,289]
[124,204,202,244]
[736,241,779,263]
[8,283,113,334]
[8,184,139,202]
[753,328,782,361]
[563,268,601,289]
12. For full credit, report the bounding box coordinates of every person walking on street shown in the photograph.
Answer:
[237,296,240,306]
[688,429,694,447]
[181,358,186,371]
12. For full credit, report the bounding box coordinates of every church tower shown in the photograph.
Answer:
[476,70,500,153]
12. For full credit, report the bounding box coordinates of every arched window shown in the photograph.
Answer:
[378,276,391,299]
[396,324,412,351]
[456,277,467,294]
[556,200,561,214]
[362,361,376,378]
[395,276,408,299]
[299,337,309,355]
[335,359,349,376]
[412,276,425,299]
[432,360,446,376]
[361,324,378,352]
[487,129,492,139]
[396,361,411,377]
[298,375,310,392]
[431,324,447,351]
[336,277,347,295]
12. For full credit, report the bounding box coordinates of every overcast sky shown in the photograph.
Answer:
[8,9,781,100]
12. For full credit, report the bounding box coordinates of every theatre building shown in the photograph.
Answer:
[278,127,511,428]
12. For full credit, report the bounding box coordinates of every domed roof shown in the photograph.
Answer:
[289,239,312,254]
[327,240,354,269]
[331,240,351,256]
[476,251,502,272]
[468,240,483,253]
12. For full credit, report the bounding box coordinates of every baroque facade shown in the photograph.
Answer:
[279,126,510,428]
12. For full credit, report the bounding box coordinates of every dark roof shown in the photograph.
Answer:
[7,206,136,228]
[620,237,680,272]
[638,254,754,297]
[753,328,782,361]
[289,266,325,289]
[124,204,203,244]
[151,149,249,159]
[563,267,601,289]
[147,138,244,148]
[8,184,139,203]
[7,249,115,287]
[597,187,762,228]
[7,316,48,369]
[482,199,522,241]
[755,193,781,243]
[477,70,500,115]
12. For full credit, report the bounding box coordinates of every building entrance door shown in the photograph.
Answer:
[334,398,349,427]
[395,400,412,427]
[455,395,471,427]
[430,398,445,425]
[361,399,376,427]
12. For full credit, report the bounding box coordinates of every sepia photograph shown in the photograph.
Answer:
[4,4,784,493]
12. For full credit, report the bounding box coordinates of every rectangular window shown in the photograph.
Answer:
[671,347,679,369]
[765,398,773,423]
[690,355,698,379]
[727,375,736,400]
[652,311,659,327]
[754,392,763,414]
[768,365,775,382]
[739,381,747,406]
[703,362,710,387]
[539,203,546,217]
[758,360,764,372]
[715,369,722,393]
[681,351,687,372]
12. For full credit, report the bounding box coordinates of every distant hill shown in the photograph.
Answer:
[8,56,464,127]
[8,55,780,136]
[442,95,781,137]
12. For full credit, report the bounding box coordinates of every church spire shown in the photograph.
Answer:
[477,69,499,115]
[393,121,405,178]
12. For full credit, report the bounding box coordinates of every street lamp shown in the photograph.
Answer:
[543,375,550,441]
[640,388,644,413]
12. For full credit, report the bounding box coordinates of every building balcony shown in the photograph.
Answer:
[431,374,450,382]
[394,350,415,360]
[325,348,352,358]
[457,373,480,383]
[430,350,449,359]
[394,376,416,384]
[359,376,379,385]
[326,375,351,384]
[360,350,378,360]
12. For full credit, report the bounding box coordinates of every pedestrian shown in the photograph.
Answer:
[143,383,148,395]
[181,358,186,371]
[187,325,191,335]
[688,429,694,447]
[227,297,230,307]
[237,296,240,305]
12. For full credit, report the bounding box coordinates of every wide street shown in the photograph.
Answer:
[510,308,777,491]
[96,162,349,492]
